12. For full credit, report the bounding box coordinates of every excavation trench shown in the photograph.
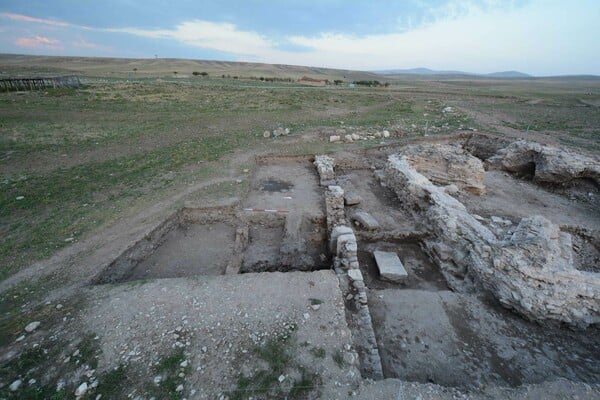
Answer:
[93,159,331,284]
[92,207,332,284]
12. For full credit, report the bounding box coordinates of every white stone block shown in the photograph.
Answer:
[373,251,408,283]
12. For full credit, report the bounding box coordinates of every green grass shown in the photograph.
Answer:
[0,331,101,399]
[310,346,326,359]
[0,129,249,279]
[91,365,129,399]
[0,276,76,346]
[332,349,346,369]
[147,348,189,400]
[229,324,320,400]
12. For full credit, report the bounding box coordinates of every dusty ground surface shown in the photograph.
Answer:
[457,170,600,231]
[242,162,324,218]
[337,169,417,232]
[83,271,360,399]
[1,60,599,399]
[370,289,600,388]
[125,222,236,280]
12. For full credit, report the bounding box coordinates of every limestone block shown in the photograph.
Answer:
[351,211,380,230]
[373,251,408,283]
[398,143,485,195]
[348,268,363,282]
[344,191,362,206]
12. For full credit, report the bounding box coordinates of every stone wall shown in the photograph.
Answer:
[314,155,336,186]
[315,154,384,379]
[384,154,600,328]
[327,187,383,379]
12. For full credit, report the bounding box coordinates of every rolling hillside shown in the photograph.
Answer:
[0,54,385,81]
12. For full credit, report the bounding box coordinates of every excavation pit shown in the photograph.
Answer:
[126,222,236,280]
[357,241,448,291]
[93,207,332,284]
[370,288,600,388]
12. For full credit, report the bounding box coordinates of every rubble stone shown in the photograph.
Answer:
[313,155,336,186]
[385,153,600,328]
[487,140,600,185]
[398,143,485,195]
[344,191,362,206]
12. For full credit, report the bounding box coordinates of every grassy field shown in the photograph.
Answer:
[1,56,599,281]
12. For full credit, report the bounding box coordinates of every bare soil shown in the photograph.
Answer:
[456,170,600,231]
[84,271,361,399]
[370,289,600,389]
[125,222,235,281]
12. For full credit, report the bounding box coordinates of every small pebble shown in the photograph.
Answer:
[25,321,40,333]
[9,379,22,391]
[75,382,88,397]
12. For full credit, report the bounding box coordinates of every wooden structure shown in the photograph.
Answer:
[298,76,327,87]
[0,75,81,92]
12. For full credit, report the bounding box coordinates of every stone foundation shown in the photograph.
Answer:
[385,153,600,328]
[315,154,384,379]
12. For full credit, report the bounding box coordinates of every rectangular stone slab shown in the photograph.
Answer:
[352,211,380,230]
[373,250,408,282]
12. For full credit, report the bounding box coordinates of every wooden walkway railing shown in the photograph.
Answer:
[0,75,81,92]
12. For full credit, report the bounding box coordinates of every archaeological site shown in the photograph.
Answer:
[5,126,598,399]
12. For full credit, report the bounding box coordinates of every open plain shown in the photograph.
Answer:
[0,56,599,399]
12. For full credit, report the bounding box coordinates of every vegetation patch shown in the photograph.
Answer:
[146,348,189,400]
[0,332,101,399]
[229,326,321,400]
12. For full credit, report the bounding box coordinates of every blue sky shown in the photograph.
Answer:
[0,0,599,75]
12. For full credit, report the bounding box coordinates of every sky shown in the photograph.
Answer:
[0,0,599,76]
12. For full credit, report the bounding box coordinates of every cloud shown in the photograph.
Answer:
[15,36,62,50]
[72,38,101,49]
[107,20,274,56]
[275,0,599,74]
[98,0,598,74]
[2,1,599,75]
[0,12,91,30]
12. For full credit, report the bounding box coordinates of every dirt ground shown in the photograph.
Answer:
[125,222,236,280]
[370,289,600,388]
[83,271,360,399]
[457,170,600,231]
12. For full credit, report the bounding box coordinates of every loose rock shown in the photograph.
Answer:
[75,382,88,397]
[351,211,380,230]
[25,321,41,333]
[9,379,22,391]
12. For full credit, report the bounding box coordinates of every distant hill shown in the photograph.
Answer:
[377,68,532,78]
[377,67,473,76]
[0,54,384,82]
[484,70,531,78]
